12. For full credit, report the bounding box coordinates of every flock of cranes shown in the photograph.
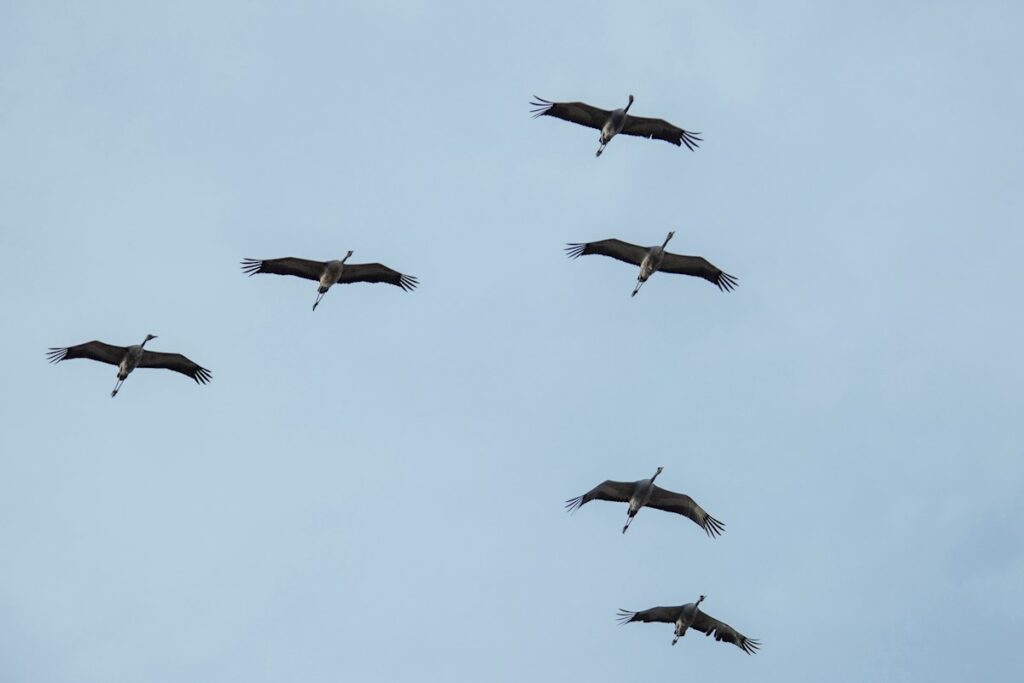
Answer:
[566,466,757,653]
[46,94,758,657]
[47,250,418,395]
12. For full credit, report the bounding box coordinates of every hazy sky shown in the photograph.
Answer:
[1,1,1022,681]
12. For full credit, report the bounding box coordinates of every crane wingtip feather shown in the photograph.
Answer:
[717,272,739,292]
[240,259,264,276]
[704,515,725,536]
[564,243,587,259]
[529,96,555,118]
[615,609,637,625]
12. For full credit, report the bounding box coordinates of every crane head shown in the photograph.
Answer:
[145,334,158,341]
[628,94,635,104]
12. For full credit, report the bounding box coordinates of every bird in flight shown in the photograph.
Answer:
[565,467,725,536]
[565,231,738,296]
[531,95,701,157]
[617,595,760,654]
[241,251,418,311]
[47,334,212,397]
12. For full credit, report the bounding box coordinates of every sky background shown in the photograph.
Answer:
[1,1,1022,680]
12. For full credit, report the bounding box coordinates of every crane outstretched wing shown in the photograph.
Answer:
[241,257,326,281]
[530,97,611,130]
[337,263,418,291]
[565,239,648,266]
[620,116,702,151]
[46,341,126,366]
[646,486,725,537]
[565,480,636,512]
[659,253,738,291]
[616,606,683,625]
[691,611,760,654]
[138,351,212,384]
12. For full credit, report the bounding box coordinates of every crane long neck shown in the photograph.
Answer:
[624,97,633,113]
[661,233,673,248]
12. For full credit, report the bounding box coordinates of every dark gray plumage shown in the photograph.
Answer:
[617,597,760,654]
[531,95,701,156]
[241,252,418,311]
[566,467,725,537]
[565,233,738,294]
[47,336,211,397]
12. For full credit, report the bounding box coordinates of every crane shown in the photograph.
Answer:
[47,335,212,397]
[530,95,701,157]
[617,596,760,653]
[241,251,418,311]
[566,467,725,536]
[565,231,738,296]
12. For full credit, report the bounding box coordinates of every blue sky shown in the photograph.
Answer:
[1,1,1022,680]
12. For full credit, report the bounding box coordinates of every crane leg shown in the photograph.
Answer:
[622,515,634,534]
[312,290,326,311]
[111,378,123,398]
[596,143,605,157]
[631,278,646,297]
